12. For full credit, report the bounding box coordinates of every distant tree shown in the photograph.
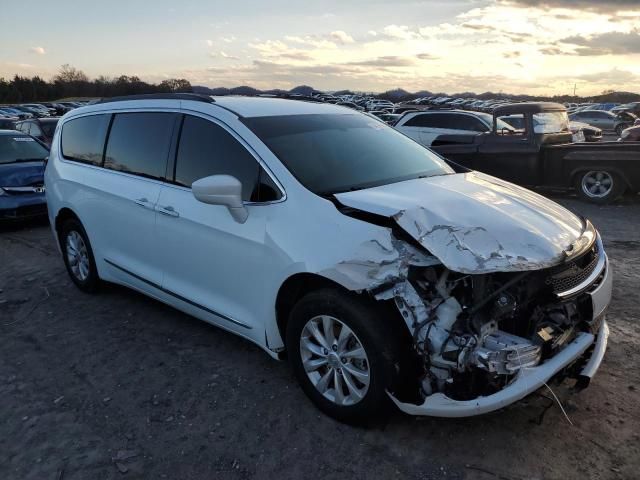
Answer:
[54,64,89,83]
[159,78,192,93]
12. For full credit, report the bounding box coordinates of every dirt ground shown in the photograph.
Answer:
[1,196,639,480]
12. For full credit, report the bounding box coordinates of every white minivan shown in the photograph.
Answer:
[46,94,611,422]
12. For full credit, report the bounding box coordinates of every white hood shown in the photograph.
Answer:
[335,172,586,274]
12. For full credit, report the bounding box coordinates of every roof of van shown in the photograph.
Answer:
[89,94,352,118]
[212,96,350,117]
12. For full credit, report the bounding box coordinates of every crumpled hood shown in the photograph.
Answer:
[335,171,586,273]
[0,161,44,187]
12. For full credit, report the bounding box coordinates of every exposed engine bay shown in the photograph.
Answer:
[326,186,610,413]
[380,240,603,403]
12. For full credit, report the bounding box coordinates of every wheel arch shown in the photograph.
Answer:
[54,207,82,244]
[274,273,347,349]
[273,271,412,356]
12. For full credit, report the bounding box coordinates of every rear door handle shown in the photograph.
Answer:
[134,197,154,209]
[157,205,179,217]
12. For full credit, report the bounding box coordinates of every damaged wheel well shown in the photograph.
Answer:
[275,273,415,367]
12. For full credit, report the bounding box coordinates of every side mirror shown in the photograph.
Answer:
[192,174,248,224]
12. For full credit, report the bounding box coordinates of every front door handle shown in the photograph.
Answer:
[158,205,179,217]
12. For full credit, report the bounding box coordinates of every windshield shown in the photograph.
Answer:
[533,112,570,134]
[243,113,453,195]
[0,135,49,164]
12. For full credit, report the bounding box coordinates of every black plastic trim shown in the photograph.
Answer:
[98,93,216,104]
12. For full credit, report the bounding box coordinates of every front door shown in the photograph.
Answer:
[156,114,284,338]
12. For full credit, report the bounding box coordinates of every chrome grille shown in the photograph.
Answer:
[546,241,601,295]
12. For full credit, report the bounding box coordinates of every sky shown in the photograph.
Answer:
[0,0,639,95]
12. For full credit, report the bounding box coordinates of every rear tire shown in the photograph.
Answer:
[575,170,626,204]
[59,218,100,293]
[286,288,408,424]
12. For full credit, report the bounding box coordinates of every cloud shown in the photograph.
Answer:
[379,24,422,40]
[503,0,640,13]
[416,53,438,60]
[503,50,521,58]
[329,30,354,44]
[539,46,565,55]
[283,35,336,49]
[561,30,640,55]
[28,46,46,55]
[221,36,236,43]
[278,52,313,61]
[206,39,214,47]
[220,51,240,60]
[346,55,416,67]
[574,67,637,84]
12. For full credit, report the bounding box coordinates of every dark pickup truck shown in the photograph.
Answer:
[430,102,640,203]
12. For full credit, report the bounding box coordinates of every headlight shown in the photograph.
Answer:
[620,130,630,139]
[0,187,6,196]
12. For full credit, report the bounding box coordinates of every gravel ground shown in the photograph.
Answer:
[1,195,639,480]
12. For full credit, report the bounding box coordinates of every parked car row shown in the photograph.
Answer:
[308,91,640,141]
[0,100,92,123]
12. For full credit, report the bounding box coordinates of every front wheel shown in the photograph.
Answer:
[286,289,407,423]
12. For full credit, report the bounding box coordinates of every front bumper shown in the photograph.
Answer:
[0,193,47,220]
[390,256,613,418]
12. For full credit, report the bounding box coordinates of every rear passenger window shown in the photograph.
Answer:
[174,116,262,201]
[104,112,175,179]
[61,114,111,166]
[403,114,441,128]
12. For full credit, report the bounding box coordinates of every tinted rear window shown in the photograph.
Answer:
[61,114,111,166]
[104,112,175,179]
[404,113,443,128]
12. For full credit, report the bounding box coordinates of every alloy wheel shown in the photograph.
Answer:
[581,171,613,199]
[299,315,370,406]
[66,230,90,281]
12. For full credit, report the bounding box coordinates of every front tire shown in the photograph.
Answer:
[286,288,407,423]
[59,218,100,293]
[575,170,626,204]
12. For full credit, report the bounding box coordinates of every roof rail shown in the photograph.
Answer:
[98,93,215,104]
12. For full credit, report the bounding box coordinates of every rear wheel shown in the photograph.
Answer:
[59,218,100,292]
[286,288,407,424]
[575,170,626,204]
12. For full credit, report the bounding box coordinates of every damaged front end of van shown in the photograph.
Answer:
[323,172,611,417]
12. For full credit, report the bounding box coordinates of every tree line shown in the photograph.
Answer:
[0,65,192,103]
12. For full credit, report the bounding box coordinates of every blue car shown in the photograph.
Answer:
[0,130,49,220]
